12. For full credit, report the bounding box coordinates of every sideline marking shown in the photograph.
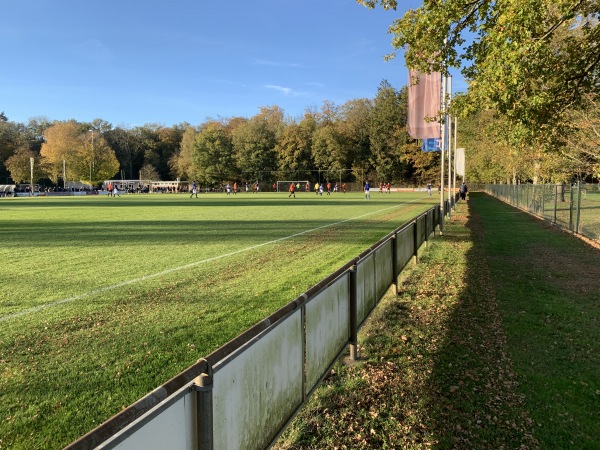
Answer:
[1,199,425,322]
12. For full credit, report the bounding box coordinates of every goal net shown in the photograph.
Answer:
[276,181,310,193]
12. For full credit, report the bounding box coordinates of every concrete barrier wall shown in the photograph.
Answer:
[356,253,376,327]
[112,393,196,450]
[395,223,415,274]
[427,209,435,236]
[416,214,427,245]
[374,239,393,301]
[305,274,350,393]
[212,309,304,450]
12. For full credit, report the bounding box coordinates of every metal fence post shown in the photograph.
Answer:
[349,264,358,361]
[301,301,307,402]
[553,184,558,224]
[195,366,213,450]
[542,185,546,216]
[576,181,582,234]
[439,200,444,236]
[569,183,574,231]
[391,235,398,296]
[413,219,419,264]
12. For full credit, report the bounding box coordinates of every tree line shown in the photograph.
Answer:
[0,81,443,190]
[3,0,600,188]
[362,0,599,184]
[4,10,600,192]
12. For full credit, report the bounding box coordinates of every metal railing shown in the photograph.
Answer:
[65,202,451,450]
[485,183,600,244]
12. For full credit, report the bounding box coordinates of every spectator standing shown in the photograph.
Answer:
[459,182,468,200]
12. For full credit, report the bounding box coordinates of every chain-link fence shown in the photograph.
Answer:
[485,183,600,244]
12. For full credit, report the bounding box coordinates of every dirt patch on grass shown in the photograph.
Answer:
[506,241,600,295]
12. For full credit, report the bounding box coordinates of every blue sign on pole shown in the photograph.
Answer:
[422,138,441,152]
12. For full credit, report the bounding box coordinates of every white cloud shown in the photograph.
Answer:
[265,84,303,96]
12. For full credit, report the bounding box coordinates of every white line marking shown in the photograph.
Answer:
[1,199,424,322]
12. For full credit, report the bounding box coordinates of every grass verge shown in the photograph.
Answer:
[276,193,600,449]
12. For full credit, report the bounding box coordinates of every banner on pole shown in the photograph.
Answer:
[422,138,441,152]
[407,70,441,139]
[455,147,465,176]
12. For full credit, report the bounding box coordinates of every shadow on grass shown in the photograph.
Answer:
[0,195,433,209]
[424,193,600,448]
[0,195,434,247]
[277,193,599,449]
[0,219,410,248]
[422,195,540,448]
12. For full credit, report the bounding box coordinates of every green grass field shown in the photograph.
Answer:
[0,191,436,450]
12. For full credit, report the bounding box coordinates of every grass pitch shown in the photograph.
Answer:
[0,191,435,450]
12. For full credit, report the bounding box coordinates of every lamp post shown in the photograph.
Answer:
[447,76,453,215]
[30,156,34,197]
[89,130,94,190]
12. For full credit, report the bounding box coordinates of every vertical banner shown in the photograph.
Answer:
[455,147,465,176]
[407,70,441,139]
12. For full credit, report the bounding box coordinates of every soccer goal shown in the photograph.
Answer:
[276,181,310,193]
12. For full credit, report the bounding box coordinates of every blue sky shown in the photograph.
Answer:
[1,0,466,127]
